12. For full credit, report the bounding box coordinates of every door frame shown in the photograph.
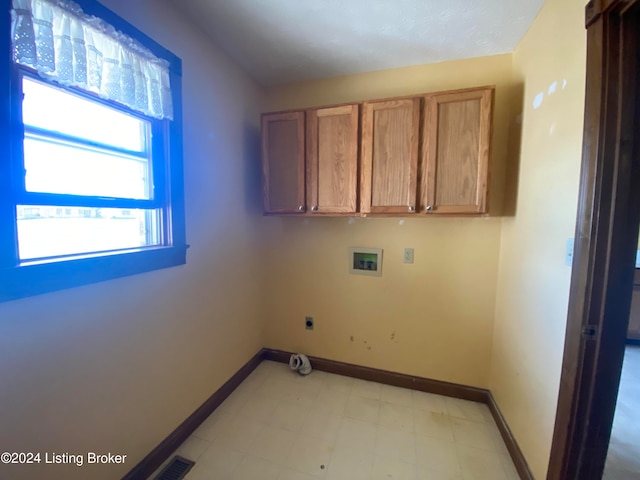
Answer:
[547,1,640,478]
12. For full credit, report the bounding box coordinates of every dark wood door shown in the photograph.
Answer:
[548,2,640,479]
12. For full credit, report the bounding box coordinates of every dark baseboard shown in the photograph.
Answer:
[121,349,264,480]
[263,348,534,480]
[263,348,488,402]
[487,392,535,480]
[625,338,640,346]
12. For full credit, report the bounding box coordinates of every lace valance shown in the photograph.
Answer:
[11,0,173,120]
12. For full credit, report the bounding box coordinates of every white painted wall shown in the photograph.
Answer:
[0,1,266,479]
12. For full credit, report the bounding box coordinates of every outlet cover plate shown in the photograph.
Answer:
[403,248,414,264]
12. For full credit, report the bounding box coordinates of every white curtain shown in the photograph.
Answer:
[11,0,173,120]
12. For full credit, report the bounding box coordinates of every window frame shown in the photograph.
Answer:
[0,0,187,302]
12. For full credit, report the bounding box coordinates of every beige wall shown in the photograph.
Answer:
[0,1,265,479]
[0,1,589,478]
[490,0,586,478]
[262,55,515,388]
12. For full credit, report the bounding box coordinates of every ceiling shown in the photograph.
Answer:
[173,0,545,86]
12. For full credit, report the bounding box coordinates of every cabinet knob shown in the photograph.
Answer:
[311,206,318,212]
[297,205,305,212]
[425,205,433,212]
[408,205,415,212]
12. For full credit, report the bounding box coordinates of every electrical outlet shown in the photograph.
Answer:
[403,248,414,264]
[305,316,314,330]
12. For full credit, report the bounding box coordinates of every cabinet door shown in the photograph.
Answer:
[261,112,305,214]
[628,271,640,341]
[361,98,420,214]
[306,105,359,214]
[421,88,493,214]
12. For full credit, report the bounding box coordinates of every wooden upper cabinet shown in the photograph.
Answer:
[262,112,305,214]
[421,88,493,214]
[360,98,421,214]
[628,270,640,341]
[261,85,495,217]
[306,105,359,214]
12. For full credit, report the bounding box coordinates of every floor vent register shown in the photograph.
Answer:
[154,455,195,480]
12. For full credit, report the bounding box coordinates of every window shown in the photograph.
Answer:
[0,0,186,302]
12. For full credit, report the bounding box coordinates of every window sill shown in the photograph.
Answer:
[0,245,188,303]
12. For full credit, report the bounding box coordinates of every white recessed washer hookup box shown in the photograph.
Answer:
[349,247,383,277]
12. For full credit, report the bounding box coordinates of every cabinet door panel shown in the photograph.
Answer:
[307,105,359,213]
[361,98,420,214]
[422,88,493,214]
[629,271,640,340]
[262,112,305,213]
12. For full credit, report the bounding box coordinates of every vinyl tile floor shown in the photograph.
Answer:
[603,346,640,480]
[150,361,519,480]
